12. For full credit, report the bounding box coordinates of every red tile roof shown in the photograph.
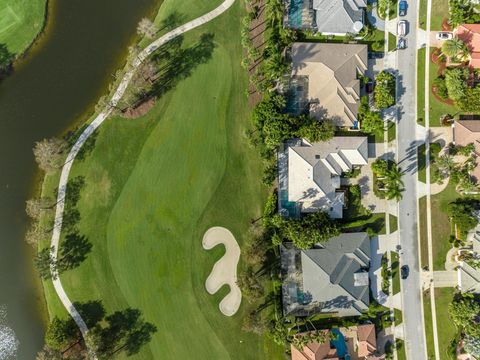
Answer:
[456,24,480,68]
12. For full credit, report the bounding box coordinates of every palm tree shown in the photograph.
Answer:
[441,38,469,62]
[436,154,456,173]
[386,185,404,201]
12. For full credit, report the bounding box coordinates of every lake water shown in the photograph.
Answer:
[0,0,159,358]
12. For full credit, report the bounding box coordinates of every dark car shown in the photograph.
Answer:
[368,52,384,59]
[397,37,407,50]
[399,1,407,16]
[401,265,409,279]
[366,81,375,93]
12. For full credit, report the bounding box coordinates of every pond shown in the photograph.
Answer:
[0,0,159,358]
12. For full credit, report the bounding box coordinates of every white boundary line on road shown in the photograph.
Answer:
[48,0,236,356]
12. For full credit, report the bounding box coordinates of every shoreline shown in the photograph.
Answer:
[29,0,166,325]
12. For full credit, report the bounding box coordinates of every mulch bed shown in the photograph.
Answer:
[441,18,452,31]
[431,84,455,105]
[121,97,156,119]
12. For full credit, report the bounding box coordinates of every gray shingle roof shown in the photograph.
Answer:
[299,233,371,316]
[312,0,366,34]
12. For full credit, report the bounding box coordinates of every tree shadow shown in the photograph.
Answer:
[159,11,187,32]
[149,33,217,98]
[73,300,106,328]
[59,231,92,271]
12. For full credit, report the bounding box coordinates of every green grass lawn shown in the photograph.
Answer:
[418,144,426,183]
[386,120,396,143]
[39,1,286,358]
[396,339,407,360]
[431,181,457,270]
[428,48,461,126]
[423,290,436,359]
[431,0,448,31]
[435,288,458,360]
[0,0,46,56]
[389,214,398,233]
[388,32,397,52]
[419,196,429,268]
[417,48,426,125]
[391,251,400,295]
[394,308,402,325]
[419,0,428,30]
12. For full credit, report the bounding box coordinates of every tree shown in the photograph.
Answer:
[36,346,63,360]
[433,76,449,100]
[33,137,68,173]
[34,247,56,280]
[237,266,264,302]
[361,110,384,135]
[272,212,340,249]
[445,67,468,102]
[464,335,480,358]
[0,43,14,73]
[436,154,457,174]
[374,71,396,109]
[262,158,277,186]
[457,86,480,112]
[137,18,158,39]
[242,310,268,334]
[446,198,480,236]
[26,197,54,220]
[441,38,468,61]
[263,190,278,229]
[449,293,480,336]
[45,317,80,351]
[448,0,478,27]
[25,223,46,246]
[296,117,335,142]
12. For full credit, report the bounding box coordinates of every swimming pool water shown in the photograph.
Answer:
[288,0,303,28]
[331,328,349,358]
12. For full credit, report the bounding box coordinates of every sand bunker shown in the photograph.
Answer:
[202,227,242,316]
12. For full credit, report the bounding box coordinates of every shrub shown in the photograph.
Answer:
[445,67,468,102]
[433,76,449,100]
[374,71,396,109]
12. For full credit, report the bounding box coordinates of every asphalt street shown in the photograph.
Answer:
[394,1,429,359]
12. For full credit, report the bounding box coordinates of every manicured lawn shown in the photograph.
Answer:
[419,196,429,268]
[388,32,397,52]
[431,0,448,31]
[428,48,461,126]
[419,0,428,30]
[396,339,407,360]
[40,1,285,359]
[417,48,426,125]
[435,288,458,360]
[394,308,402,325]
[418,144,426,183]
[386,120,396,143]
[431,181,457,270]
[391,251,400,295]
[0,0,46,56]
[423,290,436,359]
[389,214,398,233]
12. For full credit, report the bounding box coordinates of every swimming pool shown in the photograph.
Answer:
[288,0,303,28]
[331,328,349,358]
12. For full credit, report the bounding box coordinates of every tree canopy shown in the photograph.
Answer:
[270,212,339,249]
[446,198,480,236]
[448,293,480,337]
[445,67,468,102]
[374,71,396,109]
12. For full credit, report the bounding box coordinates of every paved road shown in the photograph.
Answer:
[49,0,236,355]
[394,1,429,359]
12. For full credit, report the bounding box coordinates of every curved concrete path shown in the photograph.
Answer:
[49,0,236,355]
[202,227,242,316]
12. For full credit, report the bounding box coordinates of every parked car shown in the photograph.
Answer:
[401,265,409,279]
[397,20,408,37]
[436,32,453,40]
[399,1,407,16]
[397,37,407,49]
[368,52,384,59]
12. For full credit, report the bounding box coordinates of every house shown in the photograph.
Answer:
[291,325,380,360]
[291,42,368,128]
[452,120,480,181]
[454,24,480,68]
[457,212,480,293]
[284,0,366,36]
[312,0,366,35]
[281,233,371,317]
[286,136,368,218]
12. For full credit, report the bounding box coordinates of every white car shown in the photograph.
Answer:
[436,32,453,40]
[397,20,407,37]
